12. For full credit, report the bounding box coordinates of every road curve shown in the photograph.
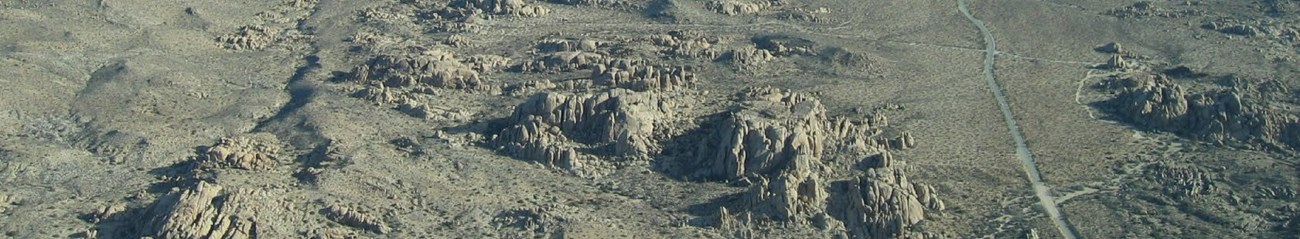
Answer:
[954,0,1080,238]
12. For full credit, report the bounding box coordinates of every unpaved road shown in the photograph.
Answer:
[955,0,1079,238]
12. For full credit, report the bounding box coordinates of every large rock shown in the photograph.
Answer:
[1107,73,1300,150]
[491,89,674,177]
[349,51,489,90]
[833,167,944,239]
[143,182,264,239]
[198,133,281,170]
[694,87,827,180]
[732,151,828,222]
[590,61,697,92]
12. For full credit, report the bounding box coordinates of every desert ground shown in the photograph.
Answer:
[1,0,1298,238]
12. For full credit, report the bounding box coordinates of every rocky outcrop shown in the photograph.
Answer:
[216,25,278,51]
[451,0,550,17]
[647,31,721,59]
[142,182,264,239]
[1106,73,1300,150]
[490,207,569,238]
[694,87,828,180]
[697,87,940,238]
[752,35,817,56]
[1104,1,1202,18]
[322,204,391,234]
[590,62,697,91]
[349,51,489,90]
[693,87,905,180]
[833,167,945,239]
[198,134,281,170]
[518,51,608,73]
[491,89,673,177]
[729,46,774,72]
[731,151,828,222]
[1145,162,1216,198]
[705,0,778,15]
[534,38,606,53]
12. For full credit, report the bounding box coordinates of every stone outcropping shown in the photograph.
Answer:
[1145,162,1216,198]
[142,182,264,239]
[518,51,608,73]
[590,62,697,92]
[349,51,489,91]
[216,25,278,51]
[198,134,281,170]
[693,87,904,180]
[705,0,778,15]
[729,46,775,73]
[699,87,941,238]
[1106,73,1300,150]
[322,204,391,234]
[694,87,828,180]
[491,89,674,177]
[834,167,944,239]
[450,0,550,17]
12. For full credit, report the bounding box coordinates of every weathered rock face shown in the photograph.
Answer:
[144,182,263,239]
[732,152,828,222]
[833,167,944,239]
[590,62,697,92]
[697,87,941,238]
[1106,73,1300,150]
[694,87,828,180]
[198,133,281,170]
[349,51,489,90]
[492,89,673,177]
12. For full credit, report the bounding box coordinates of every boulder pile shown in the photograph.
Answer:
[491,89,675,177]
[1106,73,1300,150]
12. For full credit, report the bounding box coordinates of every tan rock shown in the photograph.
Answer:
[322,204,390,234]
[199,133,281,170]
[145,182,263,239]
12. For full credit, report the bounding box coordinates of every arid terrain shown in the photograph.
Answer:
[1,0,1298,238]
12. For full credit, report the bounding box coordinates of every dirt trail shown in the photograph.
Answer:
[955,0,1079,238]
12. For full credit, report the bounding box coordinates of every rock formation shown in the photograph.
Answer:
[534,38,606,53]
[451,0,550,17]
[833,167,945,239]
[752,35,817,56]
[1145,162,1216,198]
[693,87,941,238]
[322,204,391,234]
[518,51,608,72]
[349,51,489,90]
[491,89,674,177]
[490,207,568,238]
[731,150,828,222]
[590,62,697,91]
[142,182,265,239]
[705,0,778,15]
[1104,1,1202,18]
[694,87,828,180]
[729,46,774,72]
[216,25,278,51]
[1106,73,1300,150]
[198,134,281,170]
[646,31,721,59]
